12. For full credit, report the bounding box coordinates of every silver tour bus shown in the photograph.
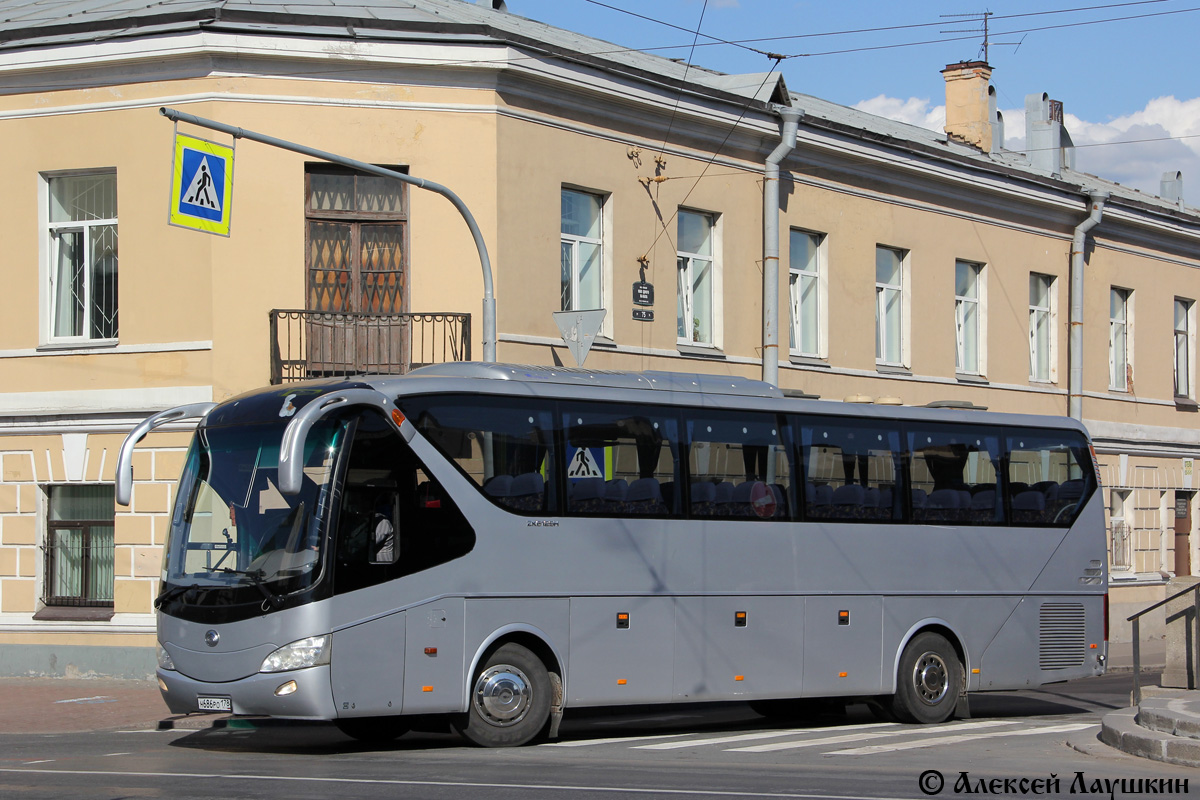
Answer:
[118,363,1107,747]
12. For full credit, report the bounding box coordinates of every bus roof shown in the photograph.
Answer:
[401,362,784,398]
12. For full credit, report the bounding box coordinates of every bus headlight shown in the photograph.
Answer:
[157,643,176,671]
[259,635,331,673]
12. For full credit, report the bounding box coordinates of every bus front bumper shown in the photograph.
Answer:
[158,665,336,720]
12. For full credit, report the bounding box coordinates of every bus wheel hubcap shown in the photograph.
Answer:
[474,665,532,726]
[913,653,948,705]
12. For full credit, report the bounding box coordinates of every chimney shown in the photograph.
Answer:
[1026,93,1075,176]
[1161,171,1185,209]
[942,61,993,151]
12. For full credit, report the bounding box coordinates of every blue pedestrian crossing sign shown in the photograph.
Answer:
[169,132,234,236]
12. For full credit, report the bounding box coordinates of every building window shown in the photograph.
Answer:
[875,246,905,366]
[677,210,716,346]
[43,485,115,607]
[305,164,408,315]
[1110,287,1131,391]
[789,230,823,357]
[1029,273,1055,382]
[561,189,605,313]
[955,260,983,375]
[46,172,118,342]
[1175,298,1193,399]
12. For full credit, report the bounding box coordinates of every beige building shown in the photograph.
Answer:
[0,0,1197,676]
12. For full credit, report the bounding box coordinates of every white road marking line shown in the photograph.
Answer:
[728,719,1016,753]
[824,722,1097,755]
[53,696,114,705]
[102,753,132,757]
[636,722,899,750]
[545,733,693,747]
[22,760,54,765]
[0,768,940,800]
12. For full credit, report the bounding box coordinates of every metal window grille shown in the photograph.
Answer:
[42,485,115,607]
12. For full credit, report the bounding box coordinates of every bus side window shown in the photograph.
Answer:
[800,417,903,523]
[1005,430,1095,527]
[685,410,790,520]
[402,395,557,515]
[907,425,1002,526]
[563,403,681,517]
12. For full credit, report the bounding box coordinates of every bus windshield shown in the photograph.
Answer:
[163,418,349,602]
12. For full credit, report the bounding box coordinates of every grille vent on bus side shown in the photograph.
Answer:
[1039,603,1086,669]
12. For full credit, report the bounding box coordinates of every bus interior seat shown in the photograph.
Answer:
[483,474,513,499]
[570,477,605,513]
[624,477,667,515]
[1012,490,1047,523]
[505,472,545,512]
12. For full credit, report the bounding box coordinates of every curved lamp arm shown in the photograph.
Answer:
[116,403,216,506]
[278,389,414,495]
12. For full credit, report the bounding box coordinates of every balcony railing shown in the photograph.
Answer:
[269,309,471,385]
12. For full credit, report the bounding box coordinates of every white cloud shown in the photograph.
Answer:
[853,95,945,132]
[858,93,1200,199]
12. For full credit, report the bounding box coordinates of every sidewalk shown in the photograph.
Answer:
[0,678,185,734]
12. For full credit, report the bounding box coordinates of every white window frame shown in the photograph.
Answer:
[560,188,612,340]
[954,260,986,376]
[1109,287,1132,391]
[875,245,909,368]
[677,209,722,349]
[1175,297,1194,400]
[789,229,826,359]
[1029,273,1057,383]
[40,170,119,347]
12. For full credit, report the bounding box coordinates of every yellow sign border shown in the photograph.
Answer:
[169,133,234,236]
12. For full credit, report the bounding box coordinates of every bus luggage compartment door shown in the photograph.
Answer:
[674,596,803,701]
[568,597,674,706]
[331,611,406,717]
[802,596,884,696]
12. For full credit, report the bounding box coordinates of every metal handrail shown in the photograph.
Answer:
[1126,581,1200,705]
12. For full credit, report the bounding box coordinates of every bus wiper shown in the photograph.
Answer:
[213,567,285,610]
[154,583,200,609]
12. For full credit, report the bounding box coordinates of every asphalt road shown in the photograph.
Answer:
[1,673,1194,800]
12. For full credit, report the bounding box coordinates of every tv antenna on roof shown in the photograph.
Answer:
[940,10,1023,63]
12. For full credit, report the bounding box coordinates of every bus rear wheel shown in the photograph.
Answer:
[457,643,551,747]
[890,632,961,724]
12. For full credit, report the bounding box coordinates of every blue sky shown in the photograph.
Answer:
[505,0,1200,196]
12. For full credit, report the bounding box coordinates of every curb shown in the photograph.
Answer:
[1100,707,1200,768]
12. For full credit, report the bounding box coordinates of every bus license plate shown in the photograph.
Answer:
[197,696,232,712]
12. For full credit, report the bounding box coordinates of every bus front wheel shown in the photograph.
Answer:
[891,632,961,724]
[458,643,551,747]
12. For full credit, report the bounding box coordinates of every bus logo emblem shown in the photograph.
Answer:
[204,630,220,647]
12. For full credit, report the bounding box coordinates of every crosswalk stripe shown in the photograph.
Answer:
[727,719,1015,753]
[823,722,1097,755]
[544,733,693,748]
[633,722,899,751]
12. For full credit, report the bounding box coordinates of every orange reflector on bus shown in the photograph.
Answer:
[391,409,406,427]
[838,672,848,678]
[617,679,627,685]
[972,668,981,674]
[734,675,744,682]
[422,686,433,692]
[1090,643,1098,649]
[424,647,438,656]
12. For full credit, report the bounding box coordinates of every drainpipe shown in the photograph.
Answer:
[1069,190,1109,420]
[763,105,803,387]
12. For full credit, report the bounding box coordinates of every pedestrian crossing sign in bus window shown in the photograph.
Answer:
[169,132,234,236]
